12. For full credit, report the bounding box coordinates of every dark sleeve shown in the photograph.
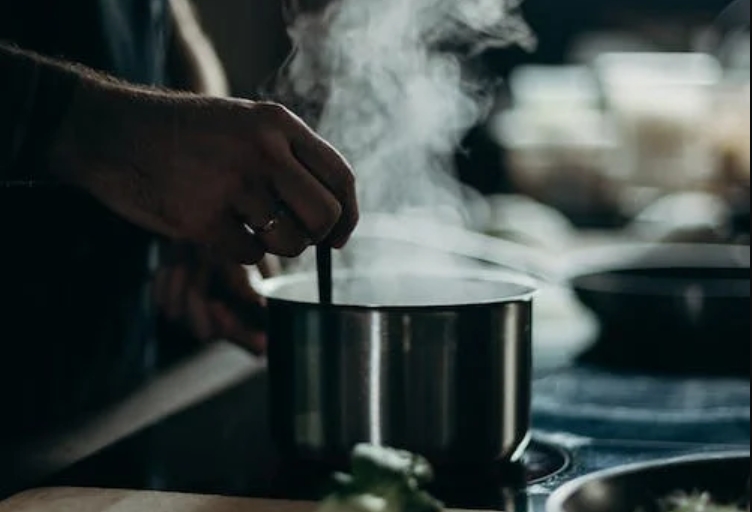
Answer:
[0,42,80,185]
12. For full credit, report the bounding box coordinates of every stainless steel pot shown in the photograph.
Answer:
[258,269,536,467]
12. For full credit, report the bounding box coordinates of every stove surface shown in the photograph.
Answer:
[533,366,751,445]
[33,364,749,511]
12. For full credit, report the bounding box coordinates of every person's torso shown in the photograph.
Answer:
[98,0,170,85]
[0,0,170,84]
[0,0,170,439]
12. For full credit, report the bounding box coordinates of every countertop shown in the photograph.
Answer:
[1,343,265,498]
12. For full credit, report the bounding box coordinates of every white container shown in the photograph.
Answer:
[509,65,601,111]
[490,106,622,221]
[596,52,723,191]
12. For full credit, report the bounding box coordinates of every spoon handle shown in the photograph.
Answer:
[316,245,333,304]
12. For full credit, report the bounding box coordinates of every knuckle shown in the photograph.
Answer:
[333,173,357,204]
[332,169,356,194]
[342,169,357,190]
[257,102,292,123]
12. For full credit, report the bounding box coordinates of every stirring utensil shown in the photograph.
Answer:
[316,245,333,304]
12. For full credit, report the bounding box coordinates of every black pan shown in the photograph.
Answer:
[568,244,751,376]
[547,451,751,512]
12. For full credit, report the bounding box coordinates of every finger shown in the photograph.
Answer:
[187,289,213,341]
[207,263,268,332]
[220,262,266,305]
[290,134,359,248]
[256,210,313,258]
[232,331,268,356]
[265,143,344,244]
[209,301,268,355]
[230,177,278,230]
[231,182,312,258]
[210,217,266,265]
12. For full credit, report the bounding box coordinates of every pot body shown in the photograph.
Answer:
[265,273,534,467]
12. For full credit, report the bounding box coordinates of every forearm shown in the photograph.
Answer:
[167,0,229,97]
[0,43,81,185]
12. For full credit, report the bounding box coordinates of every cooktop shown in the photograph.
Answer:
[32,364,749,511]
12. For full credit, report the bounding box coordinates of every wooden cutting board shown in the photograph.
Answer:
[0,488,488,512]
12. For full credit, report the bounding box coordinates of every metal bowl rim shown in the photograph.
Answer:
[564,243,750,276]
[571,270,751,299]
[566,243,751,298]
[546,450,752,512]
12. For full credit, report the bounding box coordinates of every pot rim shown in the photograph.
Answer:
[254,267,538,312]
[546,450,751,512]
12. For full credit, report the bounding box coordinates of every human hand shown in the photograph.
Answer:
[50,79,359,264]
[154,242,272,354]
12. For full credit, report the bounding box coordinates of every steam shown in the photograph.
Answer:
[273,0,534,270]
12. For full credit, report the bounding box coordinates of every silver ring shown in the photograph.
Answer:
[259,216,280,234]
[255,206,286,234]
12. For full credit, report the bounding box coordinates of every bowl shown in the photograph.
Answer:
[568,243,750,375]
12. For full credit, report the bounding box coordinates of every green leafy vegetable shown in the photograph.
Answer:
[317,444,445,512]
